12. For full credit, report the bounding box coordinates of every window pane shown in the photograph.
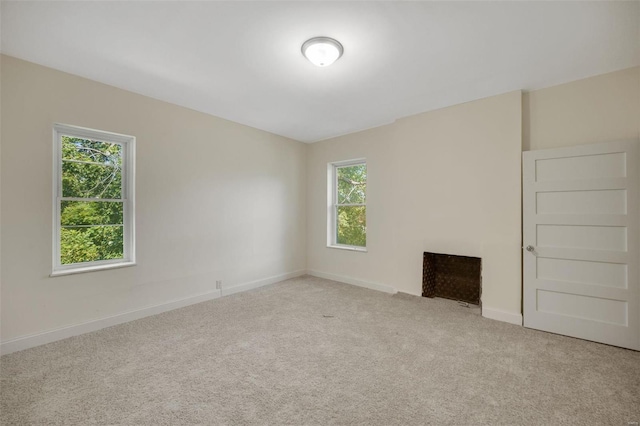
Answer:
[337,205,366,247]
[337,164,366,204]
[62,160,122,199]
[62,136,122,163]
[60,226,124,264]
[61,201,123,226]
[62,136,122,199]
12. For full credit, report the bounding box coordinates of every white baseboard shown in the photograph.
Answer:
[306,270,397,294]
[397,290,422,297]
[220,269,307,296]
[482,306,523,326]
[1,269,306,356]
[0,289,222,356]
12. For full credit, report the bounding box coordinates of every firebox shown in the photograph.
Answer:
[422,252,481,305]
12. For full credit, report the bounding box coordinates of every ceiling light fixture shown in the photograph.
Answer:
[301,37,343,67]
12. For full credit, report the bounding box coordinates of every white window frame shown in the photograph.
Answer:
[327,158,367,252]
[51,123,136,276]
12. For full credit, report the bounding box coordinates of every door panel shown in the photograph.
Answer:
[536,225,627,251]
[535,152,627,181]
[536,257,628,288]
[536,189,627,215]
[536,290,627,325]
[523,140,639,350]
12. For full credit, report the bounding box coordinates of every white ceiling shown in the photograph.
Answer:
[2,1,639,143]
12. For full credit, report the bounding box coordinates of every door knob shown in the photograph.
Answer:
[526,245,535,252]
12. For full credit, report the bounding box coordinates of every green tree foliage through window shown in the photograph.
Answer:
[60,136,124,264]
[336,164,366,247]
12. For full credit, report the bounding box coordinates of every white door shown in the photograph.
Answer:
[523,140,640,350]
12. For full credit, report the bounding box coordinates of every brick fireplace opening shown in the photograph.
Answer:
[422,252,481,305]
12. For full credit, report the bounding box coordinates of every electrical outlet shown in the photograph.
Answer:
[215,280,222,290]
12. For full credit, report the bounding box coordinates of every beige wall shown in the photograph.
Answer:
[0,56,307,341]
[524,67,640,151]
[2,55,638,343]
[307,91,523,320]
[307,66,639,322]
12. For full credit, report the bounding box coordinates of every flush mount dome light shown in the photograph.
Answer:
[301,37,344,67]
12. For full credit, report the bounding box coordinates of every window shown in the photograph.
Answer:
[328,159,367,251]
[52,124,135,275]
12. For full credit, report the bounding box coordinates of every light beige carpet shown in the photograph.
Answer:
[1,275,639,425]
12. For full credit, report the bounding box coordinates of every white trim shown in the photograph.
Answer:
[50,261,136,277]
[397,290,422,297]
[327,158,367,249]
[1,269,306,355]
[307,270,397,294]
[326,244,367,252]
[53,123,134,144]
[330,158,367,167]
[52,123,136,275]
[482,306,523,326]
[0,289,221,355]
[220,269,307,296]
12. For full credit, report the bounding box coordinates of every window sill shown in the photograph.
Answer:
[50,261,136,277]
[327,244,368,253]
